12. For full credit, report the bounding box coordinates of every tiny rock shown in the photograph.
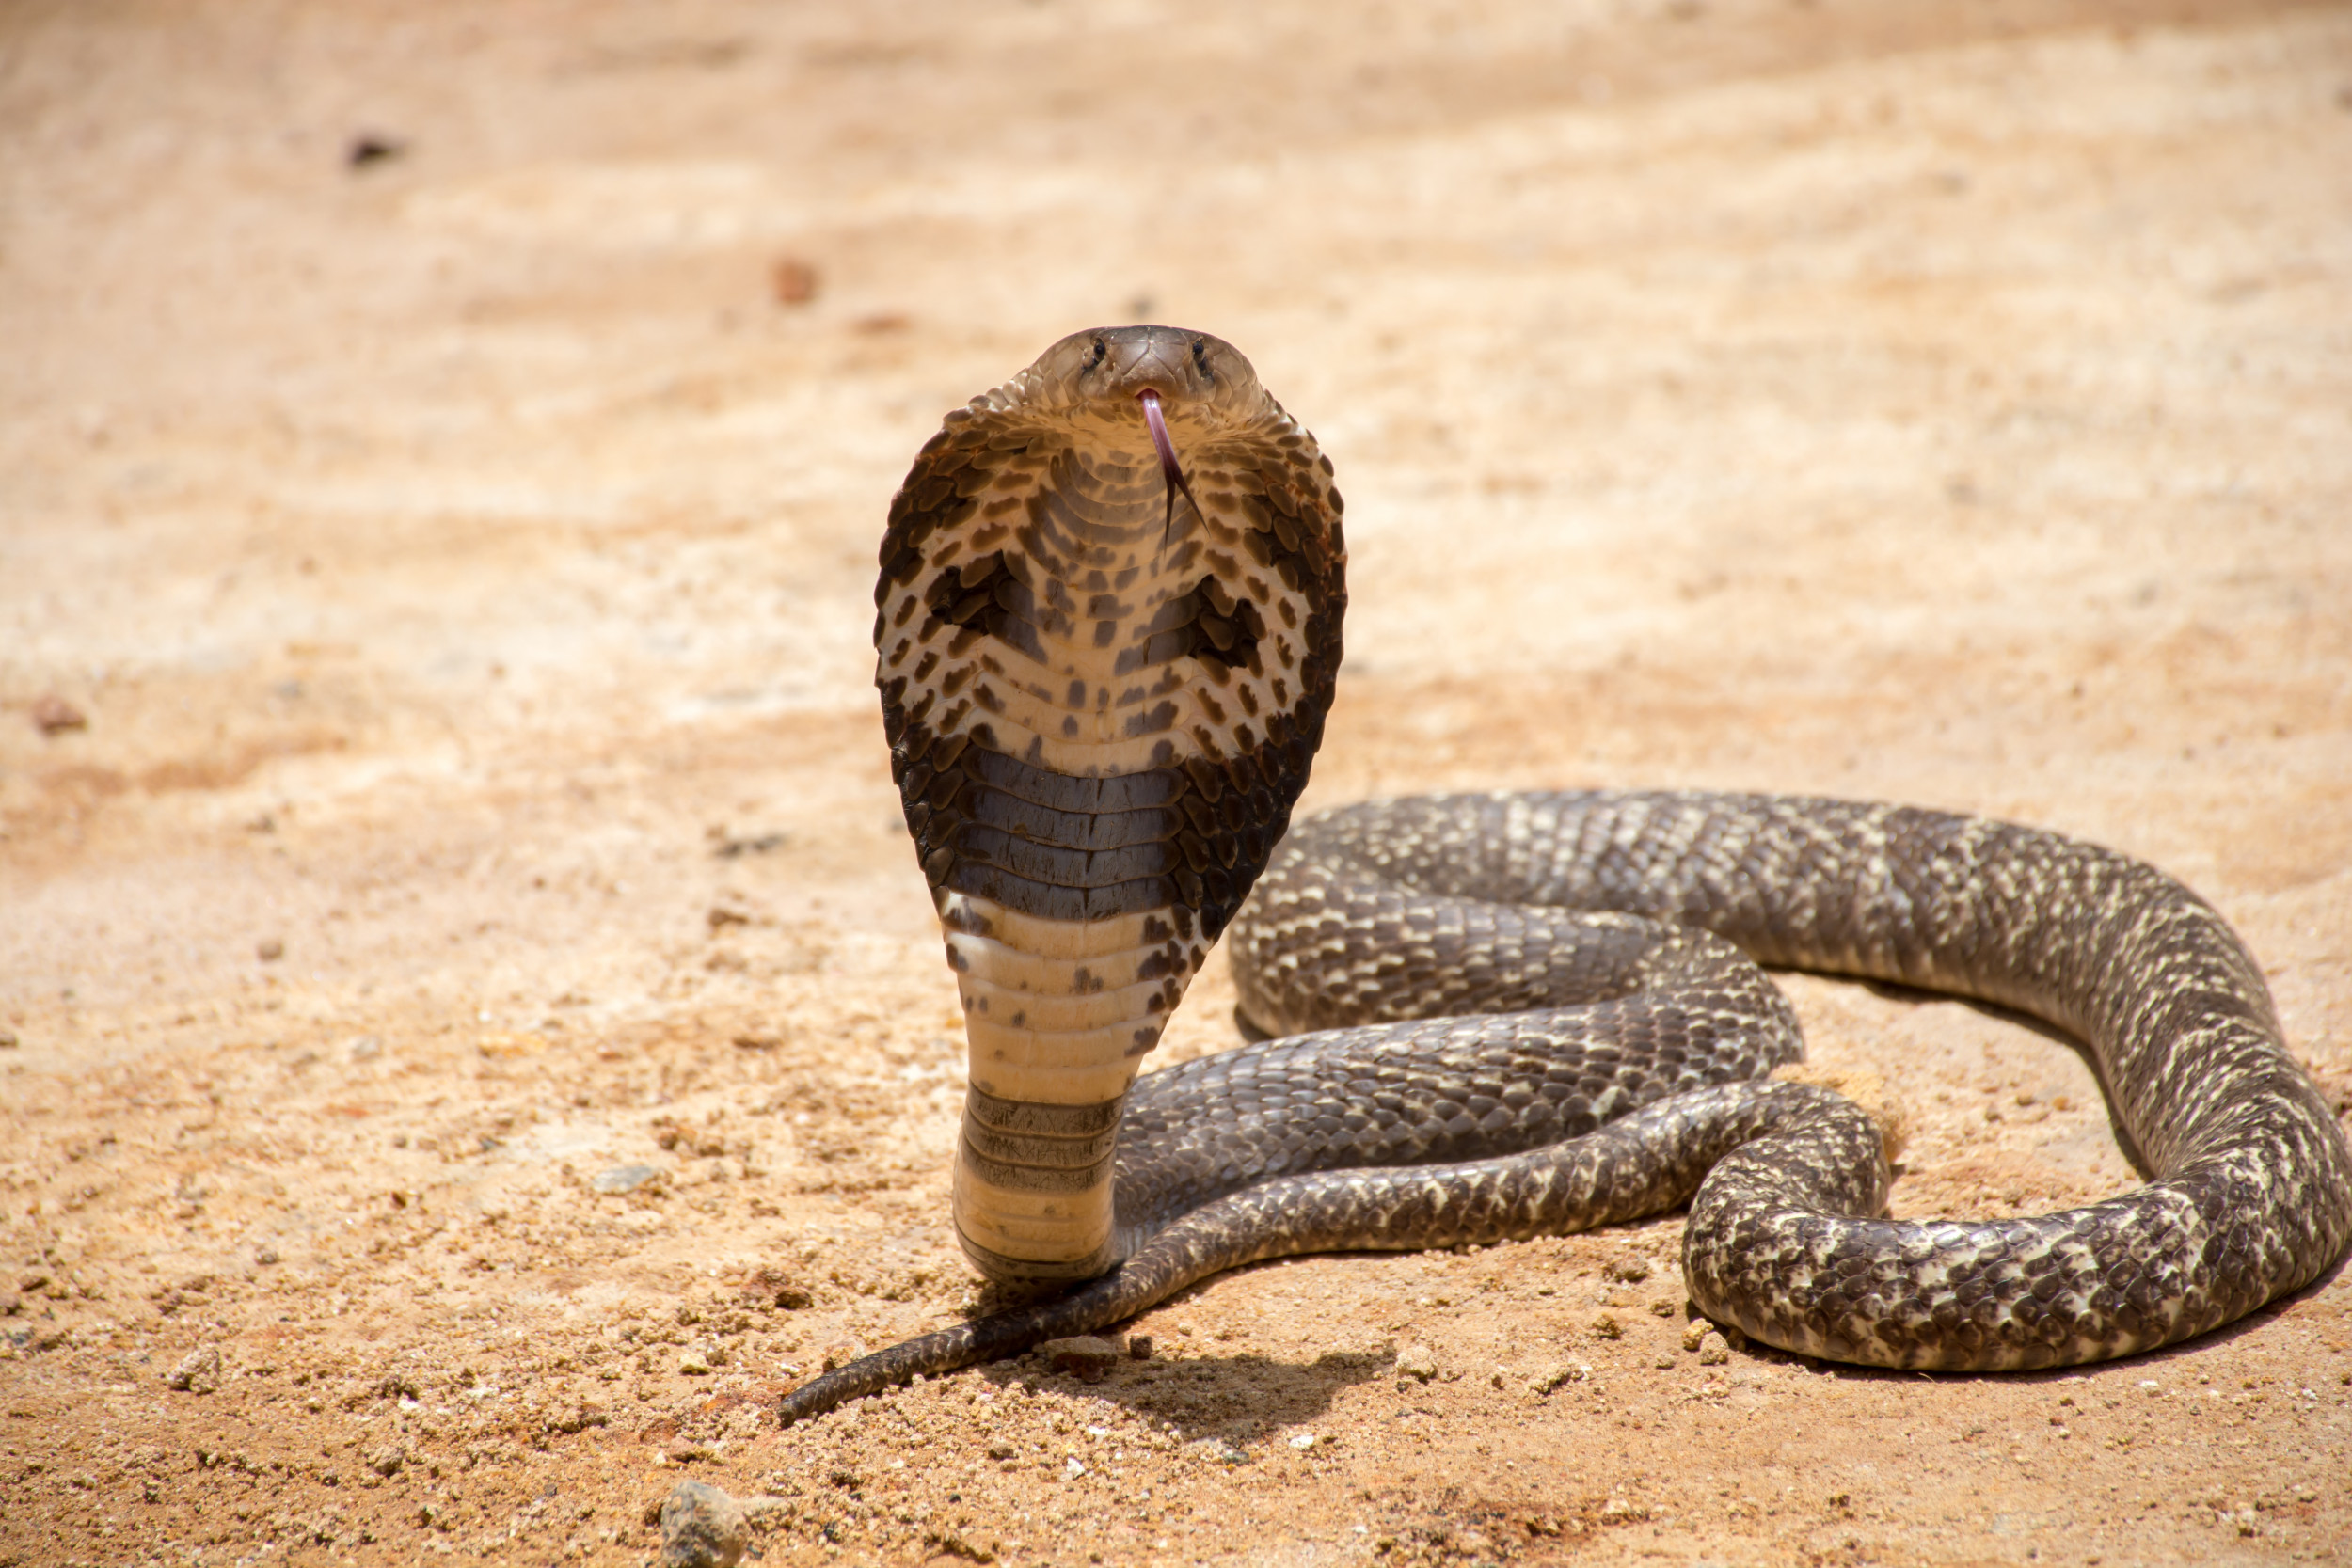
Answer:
[1601,1256,1651,1284]
[1590,1313,1624,1340]
[1394,1343,1438,1383]
[30,696,86,736]
[1527,1360,1590,1396]
[167,1346,223,1394]
[660,1479,749,1568]
[1697,1331,1732,1366]
[1038,1335,1123,1382]
[593,1164,665,1195]
[346,133,405,169]
[771,257,819,305]
[366,1445,404,1478]
[475,1031,548,1059]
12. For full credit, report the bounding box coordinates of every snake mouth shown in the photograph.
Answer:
[1139,388,1202,538]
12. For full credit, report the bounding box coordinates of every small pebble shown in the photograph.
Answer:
[29,696,86,735]
[345,134,406,169]
[1590,1313,1624,1340]
[366,1446,404,1478]
[660,1480,747,1568]
[1697,1332,1731,1366]
[1601,1257,1651,1284]
[475,1031,547,1059]
[1527,1361,1590,1396]
[254,1245,278,1266]
[771,258,820,306]
[256,939,284,962]
[1127,1334,1154,1361]
[167,1347,222,1394]
[1394,1343,1438,1383]
[592,1164,665,1195]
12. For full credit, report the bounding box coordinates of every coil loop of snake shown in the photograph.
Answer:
[784,325,2352,1425]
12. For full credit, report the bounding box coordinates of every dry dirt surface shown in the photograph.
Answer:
[5,2,2352,1564]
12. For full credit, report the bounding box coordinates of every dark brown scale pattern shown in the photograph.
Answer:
[1246,792,2352,1369]
[874,396,1344,940]
[780,789,2352,1422]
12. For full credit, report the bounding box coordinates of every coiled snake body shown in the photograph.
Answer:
[786,326,2352,1423]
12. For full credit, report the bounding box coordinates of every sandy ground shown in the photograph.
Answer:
[5,1,2352,1564]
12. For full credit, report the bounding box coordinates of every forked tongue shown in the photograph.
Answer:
[1139,389,1201,538]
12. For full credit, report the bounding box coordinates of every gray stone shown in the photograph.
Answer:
[167,1346,222,1393]
[593,1164,665,1195]
[660,1479,747,1568]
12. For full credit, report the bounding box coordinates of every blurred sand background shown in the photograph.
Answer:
[4,1,2351,1563]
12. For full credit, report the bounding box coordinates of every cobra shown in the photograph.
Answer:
[793,325,2352,1424]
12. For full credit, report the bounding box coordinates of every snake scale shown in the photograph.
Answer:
[780,325,2352,1424]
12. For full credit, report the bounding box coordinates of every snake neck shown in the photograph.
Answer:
[875,326,1346,1283]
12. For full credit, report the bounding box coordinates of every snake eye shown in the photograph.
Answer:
[1088,338,1108,369]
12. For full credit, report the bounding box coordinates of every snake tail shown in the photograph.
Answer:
[780,1082,1880,1423]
